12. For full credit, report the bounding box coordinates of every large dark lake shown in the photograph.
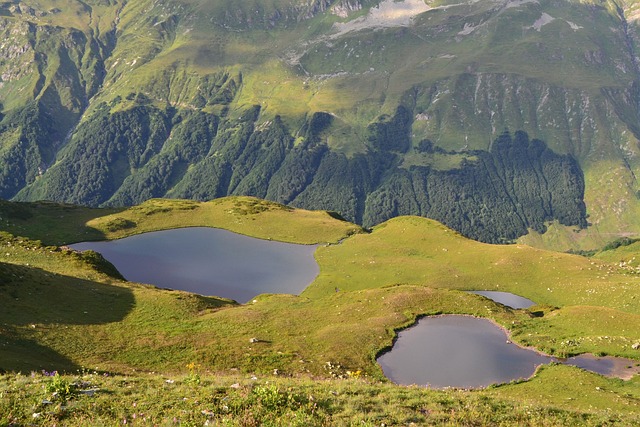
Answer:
[70,227,319,303]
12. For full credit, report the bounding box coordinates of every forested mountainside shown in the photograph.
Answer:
[1,0,639,246]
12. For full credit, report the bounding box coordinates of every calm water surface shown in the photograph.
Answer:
[378,316,549,388]
[565,354,640,379]
[71,227,319,303]
[469,291,536,309]
[378,315,640,388]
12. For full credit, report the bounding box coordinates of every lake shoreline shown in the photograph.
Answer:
[377,313,640,388]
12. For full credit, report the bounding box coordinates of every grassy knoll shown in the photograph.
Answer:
[2,198,640,424]
[85,197,363,244]
[308,216,640,310]
[0,197,362,246]
[486,364,640,419]
[0,200,120,246]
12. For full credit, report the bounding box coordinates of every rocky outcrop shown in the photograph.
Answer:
[331,0,364,18]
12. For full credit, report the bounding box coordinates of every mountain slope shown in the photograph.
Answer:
[2,0,640,246]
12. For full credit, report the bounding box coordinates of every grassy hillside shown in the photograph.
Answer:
[2,197,640,424]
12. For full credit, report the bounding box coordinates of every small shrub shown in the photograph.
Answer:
[601,237,639,252]
[250,384,316,417]
[44,373,77,401]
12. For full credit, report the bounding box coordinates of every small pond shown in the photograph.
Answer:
[469,291,536,309]
[378,315,640,388]
[70,227,319,303]
[377,316,549,388]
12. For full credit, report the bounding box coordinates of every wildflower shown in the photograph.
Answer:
[347,370,362,379]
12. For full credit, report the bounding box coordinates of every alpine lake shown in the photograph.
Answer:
[72,228,640,388]
[378,293,640,388]
[70,227,319,304]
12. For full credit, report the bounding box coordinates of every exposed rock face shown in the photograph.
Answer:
[331,0,364,18]
[0,20,34,83]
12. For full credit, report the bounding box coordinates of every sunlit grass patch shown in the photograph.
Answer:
[85,196,362,244]
[2,369,639,426]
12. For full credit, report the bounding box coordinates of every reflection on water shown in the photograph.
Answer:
[378,315,640,388]
[71,227,319,303]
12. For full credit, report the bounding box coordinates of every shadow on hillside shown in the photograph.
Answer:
[0,331,81,373]
[0,200,127,245]
[1,262,135,372]
[0,262,135,326]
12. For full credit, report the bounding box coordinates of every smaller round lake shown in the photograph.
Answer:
[70,227,319,303]
[378,316,549,388]
[378,315,640,388]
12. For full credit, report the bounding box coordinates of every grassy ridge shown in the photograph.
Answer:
[308,216,640,358]
[309,216,640,311]
[0,197,362,245]
[85,197,363,244]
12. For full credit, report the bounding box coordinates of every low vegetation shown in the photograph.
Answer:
[2,367,639,426]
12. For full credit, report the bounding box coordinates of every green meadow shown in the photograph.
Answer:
[1,196,640,425]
